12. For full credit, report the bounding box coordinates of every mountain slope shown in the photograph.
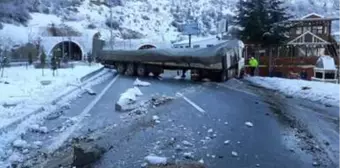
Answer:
[0,0,338,45]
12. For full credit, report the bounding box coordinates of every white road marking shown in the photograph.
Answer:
[47,75,119,153]
[177,93,206,113]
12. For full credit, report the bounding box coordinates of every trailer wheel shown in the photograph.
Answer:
[190,69,202,81]
[116,63,126,74]
[125,63,136,76]
[216,70,227,82]
[137,64,148,76]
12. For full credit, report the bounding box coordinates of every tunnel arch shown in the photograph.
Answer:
[48,40,84,61]
[138,44,156,50]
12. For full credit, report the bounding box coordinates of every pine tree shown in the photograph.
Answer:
[235,0,290,45]
[28,52,33,65]
[266,0,292,44]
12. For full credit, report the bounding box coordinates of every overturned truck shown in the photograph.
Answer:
[95,39,245,82]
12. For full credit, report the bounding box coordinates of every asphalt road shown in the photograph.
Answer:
[18,70,339,168]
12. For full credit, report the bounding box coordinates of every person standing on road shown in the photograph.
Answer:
[248,57,258,76]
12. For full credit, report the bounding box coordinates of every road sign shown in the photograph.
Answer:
[217,19,228,33]
[182,23,200,35]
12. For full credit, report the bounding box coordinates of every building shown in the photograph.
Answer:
[244,13,339,79]
[286,13,339,57]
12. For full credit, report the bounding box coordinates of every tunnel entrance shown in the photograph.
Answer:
[51,41,83,61]
[138,45,156,50]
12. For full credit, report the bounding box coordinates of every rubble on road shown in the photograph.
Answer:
[134,78,151,87]
[28,124,48,134]
[144,155,167,165]
[115,87,143,111]
[12,139,29,149]
[72,141,106,167]
[245,122,254,127]
[85,88,96,95]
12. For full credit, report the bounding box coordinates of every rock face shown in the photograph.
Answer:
[72,143,106,167]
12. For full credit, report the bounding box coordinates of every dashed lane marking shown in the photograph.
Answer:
[46,74,120,153]
[177,93,206,113]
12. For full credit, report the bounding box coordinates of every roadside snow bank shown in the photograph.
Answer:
[246,77,339,107]
[115,87,143,111]
[0,64,103,129]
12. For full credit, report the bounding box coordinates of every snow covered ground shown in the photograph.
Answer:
[245,77,340,107]
[0,64,113,166]
[0,64,103,130]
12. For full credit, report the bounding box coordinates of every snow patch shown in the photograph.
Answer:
[133,78,151,87]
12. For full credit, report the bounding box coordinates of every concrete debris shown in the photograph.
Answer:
[245,122,254,127]
[183,152,194,159]
[224,122,228,125]
[256,163,260,167]
[13,139,29,148]
[144,155,167,165]
[45,110,64,120]
[29,124,48,134]
[224,140,230,145]
[175,145,182,152]
[22,149,29,154]
[141,162,148,167]
[312,161,319,166]
[231,151,238,157]
[72,143,106,167]
[207,129,213,133]
[211,155,216,158]
[152,115,160,120]
[133,78,151,87]
[198,159,204,164]
[237,141,241,144]
[182,140,193,147]
[85,88,96,95]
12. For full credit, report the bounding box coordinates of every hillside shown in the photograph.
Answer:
[0,0,339,45]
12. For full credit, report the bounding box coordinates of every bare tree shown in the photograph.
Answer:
[0,37,13,78]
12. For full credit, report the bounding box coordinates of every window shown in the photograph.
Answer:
[193,45,200,48]
[296,27,302,34]
[312,26,323,34]
[185,46,190,48]
[303,26,311,32]
[324,27,328,34]
[207,44,214,48]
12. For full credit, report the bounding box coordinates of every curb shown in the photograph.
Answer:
[0,67,107,133]
[80,67,105,82]
[52,67,105,105]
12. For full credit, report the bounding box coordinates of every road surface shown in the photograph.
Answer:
[16,70,339,168]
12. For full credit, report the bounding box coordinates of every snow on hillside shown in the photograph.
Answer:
[0,0,338,45]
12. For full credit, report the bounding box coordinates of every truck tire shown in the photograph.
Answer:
[190,69,202,81]
[125,63,136,76]
[137,64,148,76]
[116,63,126,74]
[216,70,227,82]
